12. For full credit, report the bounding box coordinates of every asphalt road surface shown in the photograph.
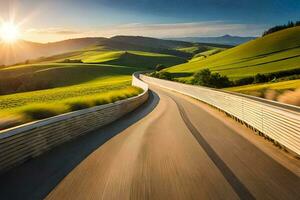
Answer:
[45,83,300,200]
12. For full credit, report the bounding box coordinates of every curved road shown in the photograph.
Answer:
[45,83,300,200]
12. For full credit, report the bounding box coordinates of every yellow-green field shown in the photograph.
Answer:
[1,37,199,129]
[226,79,300,93]
[37,49,187,68]
[2,31,299,129]
[0,85,142,130]
[0,77,132,111]
[226,79,300,106]
[0,62,138,130]
[165,27,300,80]
[3,33,227,130]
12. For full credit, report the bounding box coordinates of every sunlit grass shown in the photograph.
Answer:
[0,41,187,130]
[0,78,132,110]
[166,27,300,80]
[225,79,300,105]
[226,79,300,93]
[0,86,143,130]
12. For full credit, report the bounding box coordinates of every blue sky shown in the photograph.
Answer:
[1,0,299,42]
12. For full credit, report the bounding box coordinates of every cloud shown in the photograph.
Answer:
[23,21,267,42]
[100,22,266,37]
[25,28,80,35]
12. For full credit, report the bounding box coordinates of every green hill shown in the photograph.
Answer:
[110,36,193,51]
[0,63,138,94]
[3,35,225,67]
[166,26,300,80]
[0,48,186,94]
[0,36,231,129]
[0,38,107,65]
[96,51,186,68]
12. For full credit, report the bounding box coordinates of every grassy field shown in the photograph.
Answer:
[0,84,142,130]
[226,79,300,106]
[226,79,300,93]
[3,30,299,129]
[0,61,141,130]
[0,64,139,130]
[165,26,300,80]
[0,47,188,94]
[0,77,132,110]
[3,34,223,130]
[1,63,138,91]
[1,36,196,129]
[37,49,187,68]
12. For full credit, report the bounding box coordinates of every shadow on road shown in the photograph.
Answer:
[0,91,160,200]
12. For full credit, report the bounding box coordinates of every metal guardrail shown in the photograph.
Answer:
[140,74,300,156]
[0,73,148,173]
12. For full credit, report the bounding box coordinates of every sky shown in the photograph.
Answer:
[0,0,299,43]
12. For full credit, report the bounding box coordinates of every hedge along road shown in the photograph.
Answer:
[45,83,300,200]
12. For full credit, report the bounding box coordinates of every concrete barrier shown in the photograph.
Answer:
[0,73,148,173]
[140,74,300,156]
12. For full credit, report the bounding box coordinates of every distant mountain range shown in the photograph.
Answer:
[167,35,257,46]
[0,36,226,66]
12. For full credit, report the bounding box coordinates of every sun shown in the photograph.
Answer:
[1,22,20,43]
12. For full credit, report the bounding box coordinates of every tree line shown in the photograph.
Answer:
[150,64,300,89]
[262,20,300,36]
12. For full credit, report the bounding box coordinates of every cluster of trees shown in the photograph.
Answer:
[150,69,232,88]
[150,66,300,89]
[191,68,300,89]
[149,71,173,80]
[191,69,231,88]
[263,21,300,36]
[148,64,173,80]
[234,68,300,86]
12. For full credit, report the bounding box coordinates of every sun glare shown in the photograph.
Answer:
[1,22,19,43]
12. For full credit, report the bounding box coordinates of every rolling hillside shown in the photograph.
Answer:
[2,35,225,96]
[0,61,139,130]
[1,35,226,66]
[0,38,107,65]
[166,26,300,80]
[1,36,218,129]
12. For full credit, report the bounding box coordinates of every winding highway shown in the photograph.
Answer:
[0,82,299,200]
[46,83,299,200]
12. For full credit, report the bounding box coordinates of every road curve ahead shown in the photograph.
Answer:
[47,83,300,200]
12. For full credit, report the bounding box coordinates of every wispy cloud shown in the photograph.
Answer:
[22,21,267,42]
[99,21,265,37]
[25,28,80,35]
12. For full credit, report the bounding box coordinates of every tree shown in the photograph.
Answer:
[193,69,232,88]
[149,71,173,80]
[193,69,212,86]
[254,73,267,83]
[211,73,231,88]
[262,20,299,36]
[158,72,173,80]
